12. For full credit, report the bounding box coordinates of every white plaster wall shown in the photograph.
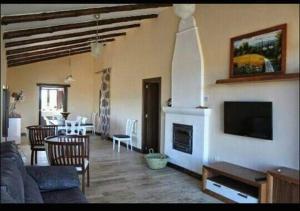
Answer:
[197,5,300,171]
[95,4,299,172]
[172,17,204,108]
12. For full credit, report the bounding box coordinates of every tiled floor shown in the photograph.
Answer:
[19,135,220,203]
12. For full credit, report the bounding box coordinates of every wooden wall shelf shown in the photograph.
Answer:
[216,73,299,84]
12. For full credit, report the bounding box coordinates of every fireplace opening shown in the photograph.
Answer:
[173,123,193,154]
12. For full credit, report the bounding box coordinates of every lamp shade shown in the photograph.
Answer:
[90,41,103,57]
[173,4,196,19]
[64,74,75,83]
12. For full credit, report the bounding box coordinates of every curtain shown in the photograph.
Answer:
[99,68,111,139]
[56,90,64,110]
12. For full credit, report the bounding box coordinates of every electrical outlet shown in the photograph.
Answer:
[204,96,209,103]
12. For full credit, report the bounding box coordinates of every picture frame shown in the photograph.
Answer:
[229,24,287,78]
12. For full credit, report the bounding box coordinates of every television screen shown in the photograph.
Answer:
[224,101,273,140]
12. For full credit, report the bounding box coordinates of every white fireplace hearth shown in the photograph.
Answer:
[163,107,210,173]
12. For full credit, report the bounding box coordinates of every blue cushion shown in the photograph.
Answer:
[0,158,25,203]
[1,187,18,203]
[0,142,26,179]
[26,166,80,192]
[23,174,43,203]
[41,188,88,203]
[113,134,130,139]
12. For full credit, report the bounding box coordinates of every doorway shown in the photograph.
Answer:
[37,83,69,125]
[142,77,161,153]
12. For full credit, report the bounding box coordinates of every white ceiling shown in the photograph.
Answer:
[1,4,170,51]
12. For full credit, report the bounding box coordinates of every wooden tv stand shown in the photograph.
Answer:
[202,162,267,203]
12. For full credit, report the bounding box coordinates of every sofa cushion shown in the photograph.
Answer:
[23,173,43,203]
[26,166,80,192]
[0,158,25,203]
[1,187,18,203]
[41,188,88,203]
[0,142,26,179]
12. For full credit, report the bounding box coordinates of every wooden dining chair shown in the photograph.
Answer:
[26,125,57,165]
[46,135,90,193]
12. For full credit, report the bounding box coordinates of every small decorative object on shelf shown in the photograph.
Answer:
[9,90,24,118]
[167,98,172,107]
[196,105,208,109]
[61,112,70,120]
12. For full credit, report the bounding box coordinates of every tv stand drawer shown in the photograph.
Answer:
[206,179,258,203]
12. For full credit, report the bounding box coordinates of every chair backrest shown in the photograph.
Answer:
[27,125,57,148]
[81,117,88,124]
[65,120,82,135]
[76,116,82,122]
[91,112,97,125]
[47,135,89,168]
[43,116,51,125]
[125,119,137,137]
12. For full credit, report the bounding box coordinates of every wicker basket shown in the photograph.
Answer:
[144,149,168,170]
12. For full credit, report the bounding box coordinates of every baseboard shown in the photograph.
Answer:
[105,136,143,153]
[167,162,202,180]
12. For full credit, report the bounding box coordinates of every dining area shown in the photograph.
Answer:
[26,124,91,193]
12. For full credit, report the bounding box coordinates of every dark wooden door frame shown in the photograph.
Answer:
[37,83,70,125]
[142,77,161,154]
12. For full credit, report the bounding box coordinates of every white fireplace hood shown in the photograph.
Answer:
[171,16,205,108]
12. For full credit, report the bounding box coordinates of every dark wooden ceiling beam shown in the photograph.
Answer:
[7,49,91,67]
[8,47,90,63]
[6,37,116,55]
[5,23,140,48]
[7,43,91,60]
[3,14,158,39]
[1,4,171,25]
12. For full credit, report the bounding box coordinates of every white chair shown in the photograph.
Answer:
[76,116,82,123]
[112,119,137,152]
[65,120,86,135]
[86,112,97,135]
[43,116,51,125]
[81,117,88,124]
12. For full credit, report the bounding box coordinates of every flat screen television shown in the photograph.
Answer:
[224,101,273,140]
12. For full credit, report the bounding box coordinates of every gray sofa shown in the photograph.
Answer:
[0,141,87,203]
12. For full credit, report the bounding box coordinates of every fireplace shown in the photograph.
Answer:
[173,123,193,154]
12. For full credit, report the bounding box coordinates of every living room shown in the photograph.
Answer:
[1,2,299,204]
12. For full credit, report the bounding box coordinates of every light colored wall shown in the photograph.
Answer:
[95,8,178,149]
[95,4,299,171]
[197,4,299,171]
[6,53,95,133]
[1,28,8,140]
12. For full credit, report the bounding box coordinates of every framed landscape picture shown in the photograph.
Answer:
[229,24,287,78]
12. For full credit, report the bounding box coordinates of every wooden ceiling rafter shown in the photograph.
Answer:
[5,23,140,48]
[3,14,158,39]
[7,49,91,67]
[6,36,117,55]
[4,4,172,66]
[7,43,93,60]
[8,46,91,63]
[1,4,172,25]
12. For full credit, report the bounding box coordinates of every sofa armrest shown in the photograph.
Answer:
[25,166,80,192]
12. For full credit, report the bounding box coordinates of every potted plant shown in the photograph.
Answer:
[9,90,24,118]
